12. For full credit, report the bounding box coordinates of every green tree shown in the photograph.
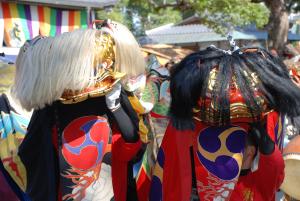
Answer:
[131,0,269,33]
[95,1,132,29]
[127,0,182,32]
[96,0,269,38]
[198,1,269,33]
[252,0,300,54]
[95,0,182,36]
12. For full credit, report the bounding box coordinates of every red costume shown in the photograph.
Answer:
[150,121,250,201]
[150,46,300,201]
[230,146,284,201]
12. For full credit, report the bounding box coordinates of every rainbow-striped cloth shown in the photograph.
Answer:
[0,2,88,47]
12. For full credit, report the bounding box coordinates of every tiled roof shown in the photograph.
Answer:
[146,24,214,35]
[144,24,268,44]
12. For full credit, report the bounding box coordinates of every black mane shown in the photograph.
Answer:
[170,46,300,130]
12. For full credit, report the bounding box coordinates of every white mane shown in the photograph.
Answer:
[12,23,145,111]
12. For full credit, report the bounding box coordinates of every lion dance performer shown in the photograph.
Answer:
[12,20,145,201]
[150,44,300,201]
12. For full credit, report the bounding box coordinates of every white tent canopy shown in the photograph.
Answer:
[10,0,117,8]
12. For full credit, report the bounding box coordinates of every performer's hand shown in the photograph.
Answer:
[249,122,275,155]
[105,83,122,111]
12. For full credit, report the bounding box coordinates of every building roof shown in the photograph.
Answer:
[289,13,300,22]
[144,24,268,44]
[9,0,117,9]
[143,14,300,45]
[176,14,200,26]
[141,44,193,64]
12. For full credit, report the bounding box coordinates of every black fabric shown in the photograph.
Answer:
[55,96,108,130]
[190,147,200,201]
[54,91,139,143]
[18,107,58,201]
[126,161,139,201]
[54,92,139,142]
[0,94,18,114]
[120,89,139,132]
[121,91,147,200]
[110,106,139,142]
[56,94,139,198]
[126,143,147,201]
[0,94,11,113]
[18,89,140,200]
[240,168,251,176]
[248,122,275,155]
[55,97,111,198]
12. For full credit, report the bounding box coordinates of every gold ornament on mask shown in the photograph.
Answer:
[60,32,125,104]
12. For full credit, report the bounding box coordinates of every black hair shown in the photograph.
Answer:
[170,46,300,130]
[245,133,257,148]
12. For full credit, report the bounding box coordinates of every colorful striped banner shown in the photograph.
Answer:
[1,2,89,47]
[16,4,30,40]
[81,10,88,29]
[29,5,39,38]
[38,6,50,36]
[24,5,33,38]
[74,10,81,30]
[56,10,62,35]
[68,10,75,32]
[61,10,69,34]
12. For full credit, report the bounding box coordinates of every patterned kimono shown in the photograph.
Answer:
[0,94,30,201]
[18,91,141,201]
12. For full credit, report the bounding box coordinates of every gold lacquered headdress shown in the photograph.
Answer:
[60,20,125,104]
[191,38,272,125]
[194,63,270,125]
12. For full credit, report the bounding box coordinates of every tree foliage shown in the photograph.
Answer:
[251,0,300,53]
[96,1,130,28]
[285,0,300,12]
[253,0,300,13]
[192,0,269,33]
[96,0,270,36]
[95,0,182,36]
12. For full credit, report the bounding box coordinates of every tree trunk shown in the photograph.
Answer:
[264,0,289,54]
